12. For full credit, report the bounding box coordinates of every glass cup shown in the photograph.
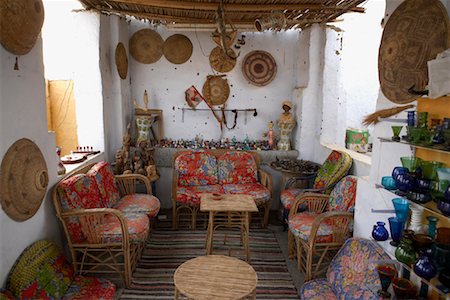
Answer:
[388,216,403,246]
[391,126,403,142]
[376,264,397,298]
[392,198,409,226]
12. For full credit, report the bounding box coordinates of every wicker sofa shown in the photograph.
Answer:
[1,240,116,299]
[52,161,160,287]
[172,150,273,229]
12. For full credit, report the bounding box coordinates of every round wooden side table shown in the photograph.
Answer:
[174,255,257,300]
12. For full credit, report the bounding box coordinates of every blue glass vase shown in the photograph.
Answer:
[372,221,389,241]
[413,248,438,298]
[392,198,409,225]
[388,217,403,246]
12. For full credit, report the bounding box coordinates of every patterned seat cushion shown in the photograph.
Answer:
[327,238,391,299]
[218,151,258,184]
[57,174,104,243]
[222,183,270,205]
[64,276,116,300]
[328,176,357,212]
[313,150,352,190]
[300,278,338,300]
[98,213,150,243]
[288,212,334,243]
[87,161,120,207]
[280,188,303,210]
[175,151,218,186]
[176,185,224,206]
[114,194,160,218]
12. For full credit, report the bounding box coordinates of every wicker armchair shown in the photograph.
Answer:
[288,175,357,280]
[52,161,160,287]
[280,150,352,228]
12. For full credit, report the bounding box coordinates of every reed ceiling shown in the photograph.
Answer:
[76,0,367,30]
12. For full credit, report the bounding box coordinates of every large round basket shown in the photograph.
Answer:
[202,75,230,106]
[0,138,49,222]
[129,29,164,64]
[378,0,450,104]
[163,34,193,64]
[115,42,128,79]
[209,46,236,73]
[0,0,45,55]
[242,50,277,86]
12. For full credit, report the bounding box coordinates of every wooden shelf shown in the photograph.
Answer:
[378,137,450,155]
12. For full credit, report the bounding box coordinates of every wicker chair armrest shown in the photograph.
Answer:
[289,193,331,218]
[309,211,354,244]
[60,208,129,245]
[259,169,273,194]
[115,174,152,196]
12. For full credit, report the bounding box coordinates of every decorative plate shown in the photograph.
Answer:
[209,46,236,73]
[129,29,164,64]
[115,42,128,79]
[242,50,277,86]
[163,34,193,64]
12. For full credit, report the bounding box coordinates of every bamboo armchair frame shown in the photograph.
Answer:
[52,163,153,287]
[287,193,353,281]
[171,149,273,229]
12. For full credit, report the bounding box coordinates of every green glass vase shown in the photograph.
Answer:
[395,236,417,279]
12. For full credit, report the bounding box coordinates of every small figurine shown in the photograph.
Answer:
[277,101,296,151]
[56,146,66,175]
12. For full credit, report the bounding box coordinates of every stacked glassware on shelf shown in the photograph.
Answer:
[372,198,450,297]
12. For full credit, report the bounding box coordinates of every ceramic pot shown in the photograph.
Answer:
[372,221,389,241]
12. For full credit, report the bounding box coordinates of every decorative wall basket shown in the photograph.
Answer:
[162,34,193,64]
[115,42,128,79]
[129,29,164,64]
[209,46,236,73]
[0,138,49,221]
[378,0,449,104]
[255,11,286,32]
[202,75,230,106]
[0,0,45,55]
[242,50,277,86]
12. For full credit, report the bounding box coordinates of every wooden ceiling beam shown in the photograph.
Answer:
[107,0,365,13]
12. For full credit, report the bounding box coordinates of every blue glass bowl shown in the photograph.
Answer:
[381,176,397,190]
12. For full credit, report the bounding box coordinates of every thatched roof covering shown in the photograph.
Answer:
[77,0,366,30]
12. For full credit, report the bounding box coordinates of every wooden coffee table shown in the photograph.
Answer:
[200,193,258,262]
[174,255,257,300]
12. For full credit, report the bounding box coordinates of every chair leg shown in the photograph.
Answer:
[282,208,289,231]
[288,230,295,259]
[305,244,314,281]
[172,204,178,229]
[191,207,197,230]
[296,237,303,274]
[262,202,270,228]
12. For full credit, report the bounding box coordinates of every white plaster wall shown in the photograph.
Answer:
[128,23,299,142]
[0,38,61,286]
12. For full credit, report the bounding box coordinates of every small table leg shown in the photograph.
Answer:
[174,287,180,300]
[206,211,214,255]
[244,212,250,262]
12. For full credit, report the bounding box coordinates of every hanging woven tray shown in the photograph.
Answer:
[202,75,230,106]
[115,42,128,79]
[163,34,193,64]
[129,29,164,64]
[242,50,277,86]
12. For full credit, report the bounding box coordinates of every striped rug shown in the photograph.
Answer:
[119,223,299,299]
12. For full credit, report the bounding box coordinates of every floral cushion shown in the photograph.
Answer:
[300,278,338,300]
[176,185,224,206]
[289,212,334,243]
[313,150,352,190]
[175,151,218,186]
[87,161,120,208]
[280,188,304,210]
[57,175,104,243]
[64,276,116,300]
[222,183,270,205]
[329,176,357,212]
[98,213,150,243]
[218,151,258,184]
[327,238,391,299]
[113,194,160,218]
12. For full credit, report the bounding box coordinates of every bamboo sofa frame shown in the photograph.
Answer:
[52,163,153,287]
[171,149,273,229]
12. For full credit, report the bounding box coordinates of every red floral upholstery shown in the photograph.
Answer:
[87,161,120,207]
[64,276,116,300]
[218,151,258,184]
[300,279,338,300]
[4,240,116,300]
[57,175,104,243]
[176,185,224,206]
[222,183,270,205]
[175,151,218,186]
[280,188,302,210]
[114,194,160,218]
[99,213,150,243]
[289,212,335,243]
[328,176,357,212]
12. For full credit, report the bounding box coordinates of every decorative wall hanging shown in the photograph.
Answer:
[255,11,287,32]
[129,29,164,64]
[185,85,204,108]
[212,0,237,59]
[162,34,193,64]
[378,0,449,104]
[0,0,45,56]
[0,138,49,221]
[115,42,128,79]
[242,50,277,86]
[202,75,230,106]
[209,46,236,73]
